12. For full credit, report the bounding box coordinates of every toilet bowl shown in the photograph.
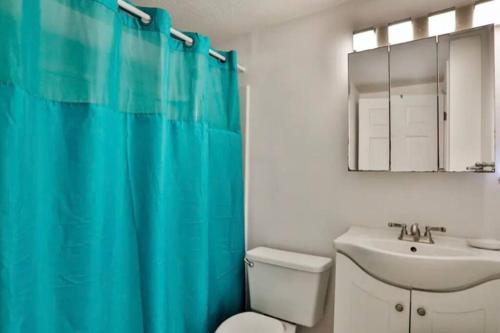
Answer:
[215,247,332,332]
[215,312,296,333]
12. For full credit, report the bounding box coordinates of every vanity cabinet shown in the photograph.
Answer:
[334,253,500,333]
[333,254,410,333]
[412,285,500,333]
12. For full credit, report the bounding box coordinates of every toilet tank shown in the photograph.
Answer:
[246,247,332,327]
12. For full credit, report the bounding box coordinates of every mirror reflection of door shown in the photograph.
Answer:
[438,26,495,172]
[391,95,437,171]
[358,98,389,170]
[348,47,389,171]
[390,38,438,172]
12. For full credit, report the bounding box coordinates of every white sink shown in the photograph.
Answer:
[334,226,500,291]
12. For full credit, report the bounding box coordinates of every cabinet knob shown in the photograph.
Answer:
[417,307,426,316]
[395,303,404,312]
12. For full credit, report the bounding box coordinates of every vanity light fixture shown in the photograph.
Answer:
[473,0,500,27]
[352,28,377,52]
[388,19,414,45]
[428,8,456,36]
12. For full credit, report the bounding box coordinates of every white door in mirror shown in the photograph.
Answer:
[391,95,438,171]
[358,98,389,170]
[449,35,483,171]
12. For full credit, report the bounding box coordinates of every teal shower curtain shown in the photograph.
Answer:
[0,1,244,332]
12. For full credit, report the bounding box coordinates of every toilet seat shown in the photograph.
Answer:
[215,312,296,333]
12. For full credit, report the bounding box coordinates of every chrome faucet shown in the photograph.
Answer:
[409,223,421,242]
[388,222,446,244]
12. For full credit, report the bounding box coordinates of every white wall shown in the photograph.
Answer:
[216,1,500,332]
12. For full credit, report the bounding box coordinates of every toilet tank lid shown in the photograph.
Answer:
[246,247,332,273]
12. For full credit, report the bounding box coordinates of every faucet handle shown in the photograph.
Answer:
[424,226,447,234]
[423,226,446,244]
[388,222,408,240]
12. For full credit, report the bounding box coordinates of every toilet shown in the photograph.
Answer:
[216,247,332,333]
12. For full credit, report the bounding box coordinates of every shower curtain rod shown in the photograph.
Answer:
[117,0,247,73]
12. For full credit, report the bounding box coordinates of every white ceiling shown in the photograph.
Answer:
[134,0,349,43]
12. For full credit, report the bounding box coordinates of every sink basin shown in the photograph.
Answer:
[334,226,500,291]
[363,238,475,257]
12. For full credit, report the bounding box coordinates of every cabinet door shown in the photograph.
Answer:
[412,280,500,333]
[333,253,410,333]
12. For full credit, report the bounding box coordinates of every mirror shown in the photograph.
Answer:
[390,38,438,172]
[348,47,389,171]
[438,26,495,172]
[348,25,495,172]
